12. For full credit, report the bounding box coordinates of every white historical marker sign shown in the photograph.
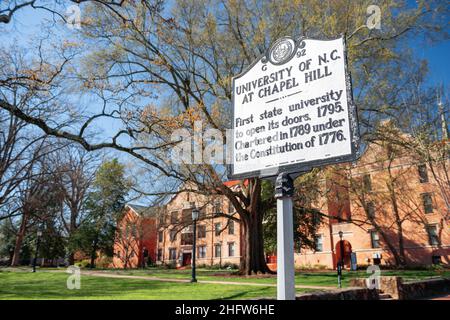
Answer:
[228,36,360,179]
[227,35,360,301]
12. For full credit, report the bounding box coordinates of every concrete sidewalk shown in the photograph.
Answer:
[80,270,335,290]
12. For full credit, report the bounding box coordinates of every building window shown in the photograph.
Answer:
[197,208,206,220]
[157,249,162,261]
[131,225,137,238]
[228,200,234,213]
[170,211,178,224]
[314,235,323,252]
[198,246,206,259]
[181,233,193,245]
[228,221,235,235]
[159,214,165,226]
[418,164,428,183]
[367,202,376,219]
[312,211,321,226]
[182,210,192,224]
[158,230,163,242]
[370,230,380,248]
[213,199,222,214]
[170,230,177,242]
[421,193,433,213]
[363,174,372,191]
[214,244,221,258]
[197,225,206,238]
[426,225,439,246]
[169,248,177,260]
[214,223,221,236]
[228,242,235,257]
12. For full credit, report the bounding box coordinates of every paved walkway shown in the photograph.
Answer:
[428,294,450,300]
[80,271,335,290]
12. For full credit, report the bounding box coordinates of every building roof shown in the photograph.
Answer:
[126,204,160,217]
[224,180,248,187]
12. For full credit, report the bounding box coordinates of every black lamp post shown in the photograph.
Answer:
[337,231,344,288]
[32,229,43,273]
[142,246,148,269]
[191,206,199,283]
[339,231,344,267]
[219,241,223,269]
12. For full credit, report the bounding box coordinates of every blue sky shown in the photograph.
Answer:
[415,34,449,87]
[1,2,448,203]
[3,2,447,99]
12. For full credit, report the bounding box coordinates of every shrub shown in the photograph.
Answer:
[196,264,229,270]
[222,262,239,270]
[164,262,177,269]
[298,263,313,270]
[96,256,112,269]
[356,264,371,270]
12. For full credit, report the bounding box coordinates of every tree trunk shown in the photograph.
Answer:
[239,179,272,275]
[11,211,29,266]
[387,173,407,266]
[241,218,271,275]
[66,204,78,267]
[397,226,406,266]
[68,252,75,266]
[90,237,99,269]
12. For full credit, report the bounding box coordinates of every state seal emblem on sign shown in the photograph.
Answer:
[267,37,297,65]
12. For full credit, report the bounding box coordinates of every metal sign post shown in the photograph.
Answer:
[275,173,295,300]
[337,262,342,288]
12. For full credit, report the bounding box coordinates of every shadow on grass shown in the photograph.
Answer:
[213,287,274,300]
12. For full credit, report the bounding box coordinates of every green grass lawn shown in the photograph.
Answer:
[1,267,448,300]
[98,267,450,287]
[0,270,313,300]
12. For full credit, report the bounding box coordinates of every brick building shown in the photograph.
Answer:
[156,182,242,268]
[112,204,159,268]
[295,139,450,269]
